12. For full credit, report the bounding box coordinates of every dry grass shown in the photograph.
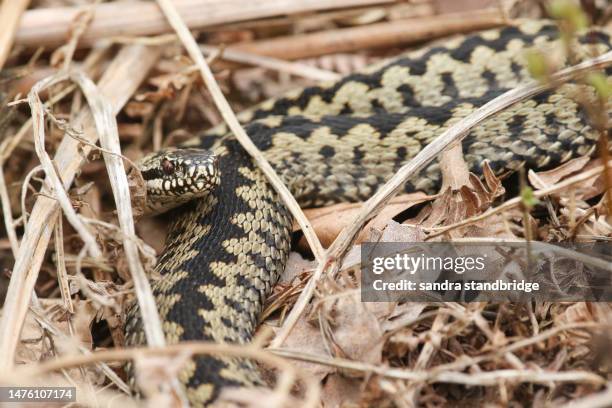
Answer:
[0,0,611,407]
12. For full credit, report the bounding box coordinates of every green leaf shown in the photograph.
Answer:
[521,186,540,209]
[548,0,588,31]
[526,50,548,81]
[587,72,612,100]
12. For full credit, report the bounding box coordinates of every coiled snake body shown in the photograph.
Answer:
[125,20,612,405]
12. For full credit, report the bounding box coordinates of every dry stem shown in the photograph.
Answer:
[230,9,504,60]
[15,0,395,49]
[0,0,31,68]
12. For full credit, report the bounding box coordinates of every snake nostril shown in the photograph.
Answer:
[162,158,175,175]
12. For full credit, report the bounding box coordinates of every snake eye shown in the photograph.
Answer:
[162,158,175,175]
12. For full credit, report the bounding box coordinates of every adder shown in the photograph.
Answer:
[124,20,612,406]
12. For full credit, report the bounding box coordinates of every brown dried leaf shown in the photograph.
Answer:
[554,302,595,326]
[320,374,362,407]
[297,192,433,249]
[381,220,426,243]
[326,293,385,365]
[529,156,591,188]
[529,157,604,201]
[274,314,332,381]
[418,158,512,238]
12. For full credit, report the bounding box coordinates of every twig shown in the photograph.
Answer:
[8,341,320,408]
[270,349,605,385]
[271,49,612,348]
[53,211,73,314]
[28,305,131,394]
[15,0,395,49]
[107,34,341,81]
[155,0,325,262]
[428,322,607,374]
[449,237,612,272]
[230,9,505,60]
[0,0,30,68]
[0,44,161,371]
[0,148,20,256]
[200,45,341,82]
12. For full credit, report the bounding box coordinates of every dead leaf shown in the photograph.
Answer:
[320,374,362,408]
[528,156,591,188]
[297,192,433,249]
[324,293,385,366]
[273,314,332,381]
[529,157,605,201]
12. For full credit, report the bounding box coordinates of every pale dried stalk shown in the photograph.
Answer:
[68,69,172,368]
[10,341,320,408]
[200,45,341,82]
[155,0,325,262]
[0,0,31,68]
[230,9,504,60]
[53,211,74,314]
[451,237,612,272]
[0,153,19,256]
[271,348,605,385]
[0,45,161,370]
[67,69,187,401]
[28,71,103,259]
[271,50,612,348]
[15,0,394,49]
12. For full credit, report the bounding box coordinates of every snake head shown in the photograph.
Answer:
[136,148,219,215]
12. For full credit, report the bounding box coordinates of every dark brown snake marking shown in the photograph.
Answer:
[125,20,612,406]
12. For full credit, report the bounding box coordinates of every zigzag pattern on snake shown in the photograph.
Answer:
[124,20,612,406]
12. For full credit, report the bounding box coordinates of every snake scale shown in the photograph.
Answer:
[124,20,612,405]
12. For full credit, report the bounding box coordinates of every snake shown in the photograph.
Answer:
[124,20,612,406]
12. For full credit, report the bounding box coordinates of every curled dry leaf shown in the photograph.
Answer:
[417,161,510,238]
[529,156,604,201]
[555,302,600,326]
[277,290,390,383]
[417,140,509,237]
[529,156,591,188]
